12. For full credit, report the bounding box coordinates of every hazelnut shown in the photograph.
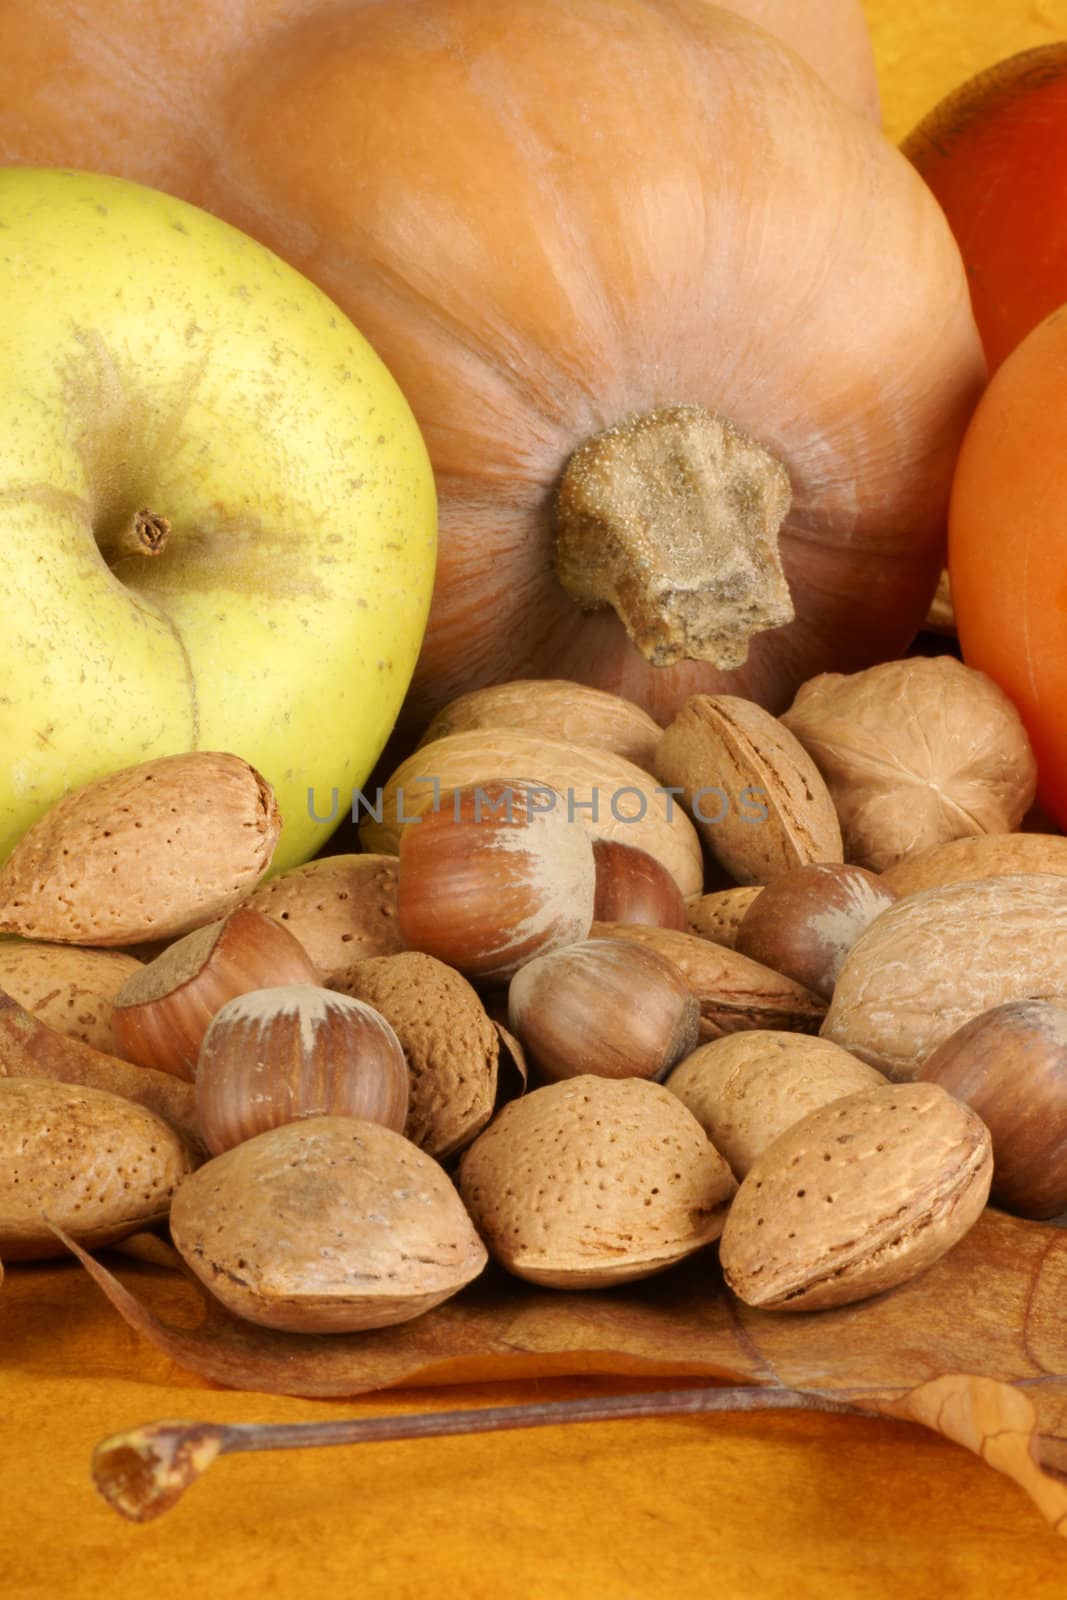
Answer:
[592,839,688,929]
[507,936,700,1083]
[920,1000,1067,1219]
[194,985,409,1155]
[734,863,896,998]
[112,905,320,1079]
[397,781,596,980]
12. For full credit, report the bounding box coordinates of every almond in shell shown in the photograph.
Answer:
[686,886,763,948]
[0,942,142,1055]
[0,1078,196,1259]
[654,694,843,884]
[719,1081,992,1310]
[0,752,280,946]
[458,1075,735,1288]
[333,951,498,1159]
[665,1031,884,1177]
[169,1117,487,1332]
[243,854,404,987]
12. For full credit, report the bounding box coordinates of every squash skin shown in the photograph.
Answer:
[949,312,1067,833]
[903,45,1067,377]
[0,1,980,727]
[0,0,879,167]
[728,0,880,121]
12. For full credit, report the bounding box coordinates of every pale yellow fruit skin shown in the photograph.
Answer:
[0,167,436,870]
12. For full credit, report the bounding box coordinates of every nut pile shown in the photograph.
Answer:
[0,658,1064,1335]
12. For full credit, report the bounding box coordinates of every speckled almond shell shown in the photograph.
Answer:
[457,1075,735,1288]
[882,833,1067,898]
[665,1030,884,1177]
[169,1117,487,1333]
[781,657,1037,873]
[0,942,142,1055]
[417,681,664,773]
[334,951,498,1159]
[686,886,764,948]
[360,731,704,898]
[0,752,280,946]
[591,923,826,1038]
[0,1077,195,1259]
[243,854,404,987]
[654,694,843,885]
[719,1081,992,1311]
[822,873,1067,1080]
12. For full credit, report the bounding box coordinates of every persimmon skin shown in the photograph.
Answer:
[904,45,1067,375]
[949,309,1067,829]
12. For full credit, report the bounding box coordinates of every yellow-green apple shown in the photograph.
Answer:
[0,166,436,870]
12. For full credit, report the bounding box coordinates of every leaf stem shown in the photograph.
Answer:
[92,1383,885,1523]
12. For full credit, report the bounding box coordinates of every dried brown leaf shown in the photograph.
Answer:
[50,1209,1067,1532]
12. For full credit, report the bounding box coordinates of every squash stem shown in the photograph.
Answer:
[554,404,793,669]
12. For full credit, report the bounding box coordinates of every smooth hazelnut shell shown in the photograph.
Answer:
[592,839,688,930]
[396,781,596,980]
[920,1000,1067,1219]
[111,905,320,1079]
[734,863,896,998]
[508,936,700,1083]
[194,985,409,1155]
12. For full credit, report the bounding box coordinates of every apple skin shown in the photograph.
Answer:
[0,166,436,871]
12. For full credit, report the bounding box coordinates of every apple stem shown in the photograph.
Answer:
[114,509,171,559]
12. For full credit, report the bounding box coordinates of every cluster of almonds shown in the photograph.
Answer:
[1,655,1066,1331]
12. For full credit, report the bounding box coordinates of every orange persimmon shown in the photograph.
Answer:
[949,309,1067,829]
[904,45,1067,375]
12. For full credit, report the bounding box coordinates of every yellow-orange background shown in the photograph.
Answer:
[870,0,1067,140]
[6,4,1067,1597]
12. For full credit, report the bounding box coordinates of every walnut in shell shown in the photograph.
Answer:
[665,1031,884,1177]
[0,752,280,945]
[242,854,404,987]
[169,1117,487,1332]
[719,1081,993,1311]
[457,1075,735,1288]
[0,1078,195,1259]
[0,942,142,1055]
[781,656,1037,873]
[334,951,498,1159]
[822,873,1067,1080]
